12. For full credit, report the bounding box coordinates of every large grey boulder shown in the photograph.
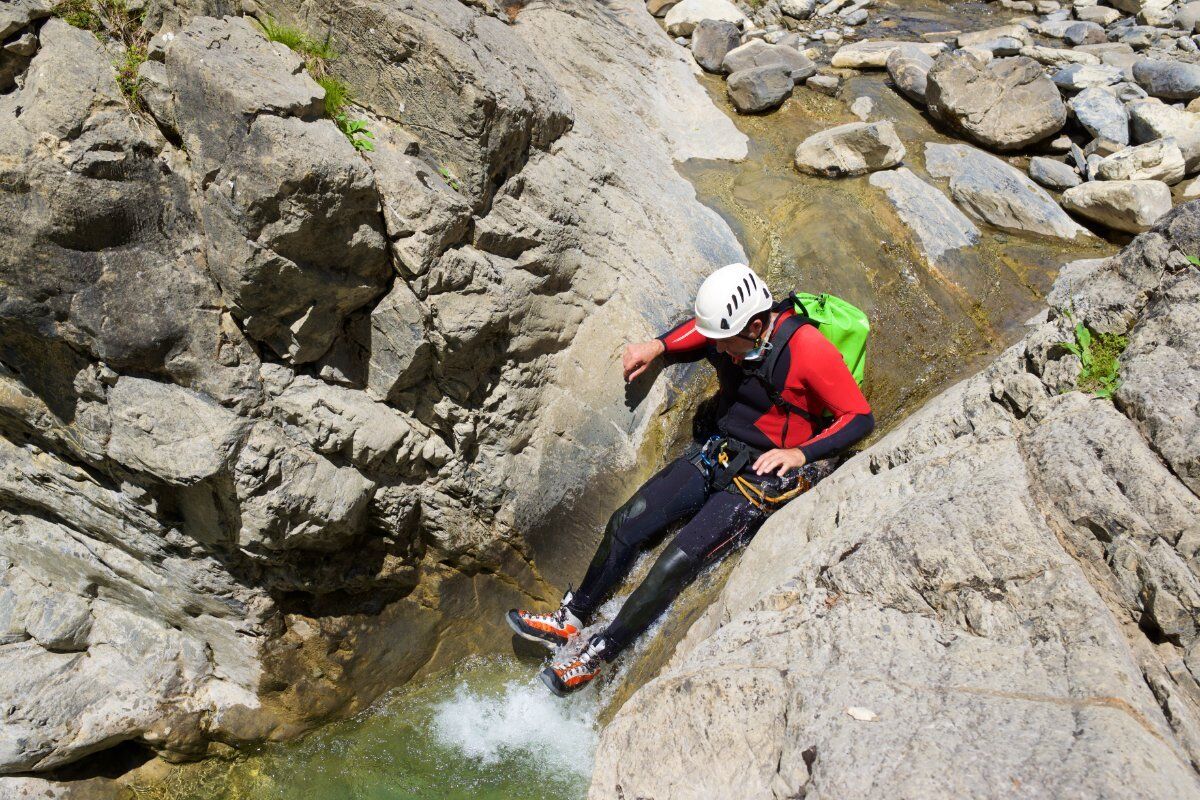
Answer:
[593,204,1200,800]
[1133,59,1200,101]
[957,25,1032,49]
[1094,139,1187,183]
[886,44,934,105]
[1069,87,1131,145]
[793,121,906,177]
[1127,99,1200,171]
[1064,21,1107,46]
[924,143,1090,239]
[664,0,749,36]
[691,19,741,73]
[165,16,391,364]
[926,53,1067,151]
[868,167,981,264]
[721,39,816,81]
[727,65,794,113]
[1061,180,1174,232]
[1029,156,1082,190]
[1051,63,1124,91]
[830,40,947,69]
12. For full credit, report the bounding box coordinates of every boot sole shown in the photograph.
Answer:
[539,667,569,698]
[506,610,567,650]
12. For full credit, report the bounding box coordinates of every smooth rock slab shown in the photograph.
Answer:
[1052,63,1124,91]
[869,167,981,263]
[728,65,794,113]
[1095,139,1186,183]
[1029,156,1082,190]
[830,40,947,69]
[691,19,741,73]
[1070,87,1130,145]
[1133,59,1200,101]
[886,44,934,105]
[664,0,749,36]
[1061,180,1173,232]
[721,38,816,81]
[925,143,1090,239]
[1019,45,1101,66]
[794,120,906,177]
[957,25,1031,48]
[926,53,1067,150]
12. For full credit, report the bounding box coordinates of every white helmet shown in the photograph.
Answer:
[693,263,773,339]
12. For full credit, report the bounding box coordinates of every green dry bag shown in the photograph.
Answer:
[792,292,869,385]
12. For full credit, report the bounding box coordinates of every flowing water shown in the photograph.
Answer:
[130,3,1121,797]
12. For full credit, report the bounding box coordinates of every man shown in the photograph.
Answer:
[507,263,875,696]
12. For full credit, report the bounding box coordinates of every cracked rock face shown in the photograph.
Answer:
[0,0,746,775]
[591,204,1200,799]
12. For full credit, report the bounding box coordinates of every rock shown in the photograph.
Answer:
[1094,138,1187,183]
[0,0,50,40]
[1133,59,1200,101]
[925,143,1090,239]
[1187,176,1200,196]
[966,36,1026,56]
[1128,99,1200,170]
[1064,21,1107,45]
[665,0,750,36]
[165,16,391,364]
[830,40,947,69]
[886,44,934,105]
[806,73,840,95]
[1019,45,1101,66]
[692,19,743,72]
[1116,25,1162,50]
[1061,180,1174,231]
[869,168,981,263]
[1084,137,1126,158]
[593,205,1200,800]
[1070,87,1131,145]
[1111,81,1149,102]
[721,38,817,81]
[1075,5,1122,24]
[781,0,818,18]
[850,95,874,120]
[1029,155,1083,189]
[1052,63,1124,91]
[926,53,1067,150]
[647,0,681,15]
[727,65,794,112]
[957,25,1032,48]
[1178,1,1200,32]
[843,8,867,24]
[793,121,906,177]
[24,595,91,652]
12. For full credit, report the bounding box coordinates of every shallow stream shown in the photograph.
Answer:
[133,3,1118,797]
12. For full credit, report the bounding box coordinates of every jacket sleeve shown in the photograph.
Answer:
[789,327,874,462]
[657,317,710,357]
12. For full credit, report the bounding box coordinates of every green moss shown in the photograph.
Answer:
[54,0,101,31]
[1060,315,1128,399]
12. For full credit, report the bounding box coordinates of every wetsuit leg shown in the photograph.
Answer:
[597,488,766,659]
[568,457,709,619]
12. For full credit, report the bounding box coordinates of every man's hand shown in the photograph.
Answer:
[753,448,807,477]
[623,339,666,382]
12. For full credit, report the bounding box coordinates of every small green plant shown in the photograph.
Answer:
[54,0,101,31]
[316,75,351,117]
[336,114,376,151]
[1187,255,1200,268]
[255,16,337,75]
[437,164,461,192]
[1059,315,1128,399]
[116,43,148,107]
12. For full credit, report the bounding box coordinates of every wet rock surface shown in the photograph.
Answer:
[593,204,1200,800]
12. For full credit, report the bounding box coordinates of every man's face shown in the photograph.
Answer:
[714,318,764,361]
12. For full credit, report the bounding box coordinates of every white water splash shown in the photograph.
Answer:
[430,674,599,777]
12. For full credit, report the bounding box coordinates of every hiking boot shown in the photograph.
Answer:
[506,591,583,648]
[540,637,608,697]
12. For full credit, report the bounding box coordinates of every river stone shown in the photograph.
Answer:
[793,121,906,177]
[1061,179,1174,231]
[1179,1,1200,32]
[1133,59,1200,100]
[806,73,840,95]
[1052,63,1124,91]
[1029,156,1083,189]
[1070,87,1131,145]
[1116,25,1162,50]
[957,24,1032,48]
[691,19,742,72]
[926,53,1067,151]
[1019,45,1101,66]
[830,40,947,69]
[1065,21,1107,45]
[664,0,749,36]
[966,36,1025,56]
[1094,138,1187,183]
[647,0,681,15]
[781,0,818,18]
[1127,99,1200,170]
[869,168,981,263]
[925,143,1090,239]
[1075,6,1122,25]
[886,44,934,105]
[727,65,794,112]
[721,39,816,81]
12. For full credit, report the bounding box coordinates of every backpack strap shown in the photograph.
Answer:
[748,310,821,425]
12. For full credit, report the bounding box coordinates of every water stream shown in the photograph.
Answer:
[130,3,1120,797]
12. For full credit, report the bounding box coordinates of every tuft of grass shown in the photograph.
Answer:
[256,16,337,75]
[1060,316,1127,399]
[316,74,351,117]
[54,0,101,30]
[116,43,148,107]
[437,164,461,192]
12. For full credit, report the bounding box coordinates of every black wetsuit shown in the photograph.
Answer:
[567,309,875,660]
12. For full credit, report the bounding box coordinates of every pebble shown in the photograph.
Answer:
[806,73,841,95]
